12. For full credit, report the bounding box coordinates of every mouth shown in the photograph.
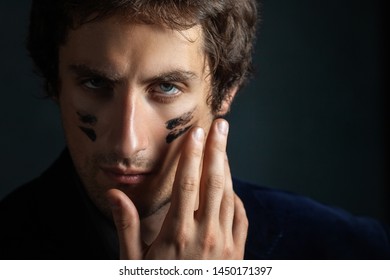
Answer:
[100,166,151,185]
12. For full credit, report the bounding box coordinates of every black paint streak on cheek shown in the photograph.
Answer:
[166,125,192,144]
[165,109,196,144]
[77,111,98,125]
[79,126,97,142]
[77,111,98,142]
[166,110,194,130]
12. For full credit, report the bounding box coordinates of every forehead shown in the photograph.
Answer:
[60,16,208,80]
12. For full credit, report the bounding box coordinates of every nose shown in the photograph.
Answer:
[110,93,149,158]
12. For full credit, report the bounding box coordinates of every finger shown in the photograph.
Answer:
[219,153,235,234]
[232,194,248,258]
[197,119,229,222]
[106,189,142,259]
[168,126,205,223]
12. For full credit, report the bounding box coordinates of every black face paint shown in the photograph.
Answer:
[165,109,195,144]
[166,126,192,144]
[77,112,97,125]
[77,111,98,142]
[79,126,97,142]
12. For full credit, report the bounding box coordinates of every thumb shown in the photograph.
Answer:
[106,189,142,259]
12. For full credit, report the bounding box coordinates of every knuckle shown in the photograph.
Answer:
[180,175,198,192]
[223,243,234,257]
[187,145,203,159]
[172,226,190,251]
[206,174,224,191]
[224,192,235,207]
[200,229,218,252]
[216,143,226,154]
[211,137,226,154]
[201,236,217,253]
[114,217,131,232]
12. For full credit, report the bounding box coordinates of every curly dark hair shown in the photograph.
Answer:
[27,0,258,112]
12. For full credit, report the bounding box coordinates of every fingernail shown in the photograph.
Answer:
[217,120,229,135]
[193,127,204,142]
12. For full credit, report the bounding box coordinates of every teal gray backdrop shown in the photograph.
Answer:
[0,0,388,221]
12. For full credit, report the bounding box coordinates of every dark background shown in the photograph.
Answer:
[1,0,388,222]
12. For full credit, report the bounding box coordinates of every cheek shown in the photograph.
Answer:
[59,90,98,141]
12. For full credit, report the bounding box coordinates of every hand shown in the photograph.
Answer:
[106,119,248,259]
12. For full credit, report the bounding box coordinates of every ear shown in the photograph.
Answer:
[217,86,238,116]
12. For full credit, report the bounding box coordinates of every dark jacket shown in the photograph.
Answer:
[1,150,389,259]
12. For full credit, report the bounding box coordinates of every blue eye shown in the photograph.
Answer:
[159,83,180,95]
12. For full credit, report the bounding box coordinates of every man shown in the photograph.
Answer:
[0,0,389,259]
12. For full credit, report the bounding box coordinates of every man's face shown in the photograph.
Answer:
[58,16,221,218]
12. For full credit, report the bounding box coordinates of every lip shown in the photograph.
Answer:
[100,166,151,185]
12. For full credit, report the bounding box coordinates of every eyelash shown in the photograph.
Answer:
[149,83,183,103]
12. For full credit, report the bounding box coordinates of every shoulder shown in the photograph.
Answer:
[0,150,76,217]
[0,150,106,259]
[233,179,390,259]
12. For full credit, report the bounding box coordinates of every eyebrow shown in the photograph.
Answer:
[69,63,199,85]
[142,70,198,85]
[69,64,123,82]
